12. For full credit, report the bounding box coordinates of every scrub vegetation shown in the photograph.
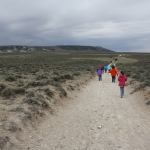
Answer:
[117,54,150,87]
[0,51,149,149]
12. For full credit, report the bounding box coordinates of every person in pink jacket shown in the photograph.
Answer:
[118,71,127,98]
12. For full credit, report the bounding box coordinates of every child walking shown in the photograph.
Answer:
[118,71,127,98]
[109,66,118,82]
[97,67,103,81]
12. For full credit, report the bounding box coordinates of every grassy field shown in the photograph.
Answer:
[0,51,149,149]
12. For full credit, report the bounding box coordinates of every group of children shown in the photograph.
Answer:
[97,65,127,98]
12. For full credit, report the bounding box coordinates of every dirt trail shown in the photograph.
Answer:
[23,73,150,150]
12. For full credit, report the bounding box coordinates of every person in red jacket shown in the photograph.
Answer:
[109,66,118,83]
[118,71,127,98]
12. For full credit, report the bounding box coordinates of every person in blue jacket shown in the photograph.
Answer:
[97,67,103,81]
[104,66,107,73]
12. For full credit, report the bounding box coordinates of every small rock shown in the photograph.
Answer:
[98,126,102,129]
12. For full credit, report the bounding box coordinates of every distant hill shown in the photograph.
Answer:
[0,45,114,53]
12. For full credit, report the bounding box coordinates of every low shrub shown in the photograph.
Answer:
[44,88,54,97]
[68,85,74,90]
[5,75,16,82]
[53,71,59,75]
[17,80,24,87]
[26,91,35,98]
[59,87,67,97]
[36,74,48,80]
[51,81,61,87]
[52,76,60,81]
[1,88,14,98]
[73,72,81,76]
[10,106,24,112]
[26,79,49,87]
[13,88,25,94]
[0,83,6,92]
[28,106,39,113]
[1,87,25,98]
[63,74,73,79]
[23,95,49,108]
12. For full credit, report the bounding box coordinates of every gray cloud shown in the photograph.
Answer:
[0,0,150,52]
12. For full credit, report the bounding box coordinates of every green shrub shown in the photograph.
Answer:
[5,75,16,81]
[52,76,60,81]
[15,74,22,78]
[13,88,25,94]
[17,80,24,87]
[1,88,14,98]
[73,72,81,76]
[23,95,49,108]
[63,74,73,79]
[26,80,49,87]
[86,68,91,71]
[26,91,35,97]
[1,87,25,98]
[28,106,39,113]
[36,74,48,80]
[53,71,59,75]
[68,85,74,90]
[23,97,39,105]
[0,83,6,92]
[44,88,54,97]
[59,87,67,97]
[10,106,24,112]
[51,81,61,87]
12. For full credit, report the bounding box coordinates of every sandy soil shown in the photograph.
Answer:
[20,73,150,150]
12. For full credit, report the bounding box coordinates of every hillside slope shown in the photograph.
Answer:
[0,45,114,52]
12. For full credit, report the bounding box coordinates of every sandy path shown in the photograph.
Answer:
[24,73,150,150]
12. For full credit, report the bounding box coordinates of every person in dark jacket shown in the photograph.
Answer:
[97,67,103,81]
[118,71,127,98]
[101,66,104,72]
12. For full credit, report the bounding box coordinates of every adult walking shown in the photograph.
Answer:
[118,71,127,98]
[109,66,118,82]
[97,67,103,81]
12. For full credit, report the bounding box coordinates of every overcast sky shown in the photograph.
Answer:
[0,0,150,52]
